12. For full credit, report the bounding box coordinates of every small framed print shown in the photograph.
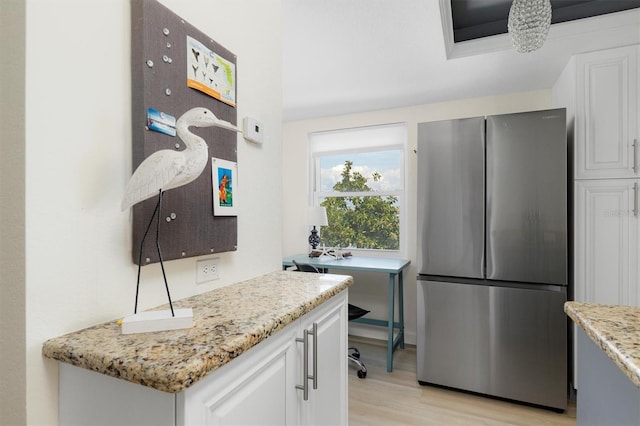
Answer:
[212,158,238,216]
[146,108,176,136]
[187,36,236,107]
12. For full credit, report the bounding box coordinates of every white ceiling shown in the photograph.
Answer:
[282,1,640,122]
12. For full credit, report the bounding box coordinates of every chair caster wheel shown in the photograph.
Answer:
[357,370,367,379]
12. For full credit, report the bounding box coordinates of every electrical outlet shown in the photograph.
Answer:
[197,258,220,283]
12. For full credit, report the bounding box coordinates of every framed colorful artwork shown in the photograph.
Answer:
[212,157,238,216]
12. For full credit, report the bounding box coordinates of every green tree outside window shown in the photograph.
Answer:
[320,160,399,250]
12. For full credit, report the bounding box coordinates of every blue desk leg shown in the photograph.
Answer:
[387,272,396,372]
[398,270,405,349]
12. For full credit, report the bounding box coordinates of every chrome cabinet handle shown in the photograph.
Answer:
[296,329,310,400]
[634,139,639,174]
[635,182,639,217]
[295,322,318,400]
[310,322,318,390]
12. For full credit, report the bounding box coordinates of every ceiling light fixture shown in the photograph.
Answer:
[507,0,552,53]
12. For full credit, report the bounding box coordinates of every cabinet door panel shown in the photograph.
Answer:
[203,355,288,425]
[298,294,348,426]
[576,45,638,179]
[574,179,640,389]
[575,180,638,305]
[179,326,297,426]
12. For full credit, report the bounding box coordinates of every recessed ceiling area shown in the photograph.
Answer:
[282,1,640,122]
[452,0,640,43]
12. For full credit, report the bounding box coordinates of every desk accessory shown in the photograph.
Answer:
[307,206,328,249]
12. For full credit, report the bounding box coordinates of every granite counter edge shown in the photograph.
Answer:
[43,275,353,393]
[564,301,640,388]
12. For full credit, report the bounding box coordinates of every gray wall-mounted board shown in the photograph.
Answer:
[130,0,238,265]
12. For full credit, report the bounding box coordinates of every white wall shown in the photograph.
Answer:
[19,0,282,424]
[282,90,553,344]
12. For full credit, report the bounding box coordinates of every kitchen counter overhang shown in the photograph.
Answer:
[42,270,353,393]
[564,301,640,387]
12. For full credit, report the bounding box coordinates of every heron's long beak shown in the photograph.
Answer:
[210,119,242,134]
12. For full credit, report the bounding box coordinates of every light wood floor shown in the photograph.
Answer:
[348,337,576,426]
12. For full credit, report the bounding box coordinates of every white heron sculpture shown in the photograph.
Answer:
[122,107,241,317]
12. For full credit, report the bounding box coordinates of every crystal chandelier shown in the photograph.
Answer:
[507,0,552,53]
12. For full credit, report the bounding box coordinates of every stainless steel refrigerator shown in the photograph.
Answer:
[416,108,568,411]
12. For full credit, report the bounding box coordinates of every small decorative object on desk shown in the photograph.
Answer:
[309,249,323,258]
[308,247,352,259]
[307,206,328,249]
[334,249,352,259]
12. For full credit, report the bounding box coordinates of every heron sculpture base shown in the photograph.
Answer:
[121,308,193,334]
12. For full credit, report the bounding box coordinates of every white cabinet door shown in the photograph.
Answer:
[179,291,348,426]
[178,324,298,426]
[575,45,638,179]
[574,179,640,388]
[575,179,640,306]
[296,293,348,426]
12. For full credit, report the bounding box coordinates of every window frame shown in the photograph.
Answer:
[309,123,407,258]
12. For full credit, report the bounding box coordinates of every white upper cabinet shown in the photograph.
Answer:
[575,45,639,179]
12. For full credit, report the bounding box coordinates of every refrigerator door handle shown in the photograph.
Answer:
[634,182,639,217]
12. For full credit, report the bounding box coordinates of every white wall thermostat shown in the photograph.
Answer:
[242,117,264,144]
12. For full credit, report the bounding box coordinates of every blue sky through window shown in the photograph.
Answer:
[319,150,402,192]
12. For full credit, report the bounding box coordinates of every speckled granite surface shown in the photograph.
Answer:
[565,301,640,388]
[42,270,352,393]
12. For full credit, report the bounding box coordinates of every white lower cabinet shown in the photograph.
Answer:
[575,179,640,306]
[178,291,348,426]
[297,294,348,426]
[574,179,640,388]
[59,292,348,426]
[177,323,298,426]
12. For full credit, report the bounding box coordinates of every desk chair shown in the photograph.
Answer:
[292,260,369,378]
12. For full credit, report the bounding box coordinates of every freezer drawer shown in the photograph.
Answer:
[417,279,567,411]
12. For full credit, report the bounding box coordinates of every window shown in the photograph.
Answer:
[310,123,406,255]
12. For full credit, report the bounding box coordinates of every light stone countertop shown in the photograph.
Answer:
[42,270,352,393]
[564,301,640,388]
